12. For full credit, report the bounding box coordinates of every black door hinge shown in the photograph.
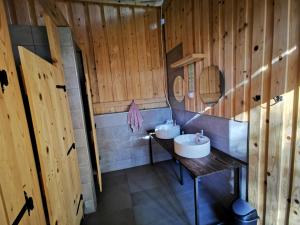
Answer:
[12,191,34,225]
[0,70,8,93]
[76,194,83,216]
[56,85,66,92]
[67,143,76,156]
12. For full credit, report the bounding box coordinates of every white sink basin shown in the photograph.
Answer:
[155,124,180,139]
[174,134,210,158]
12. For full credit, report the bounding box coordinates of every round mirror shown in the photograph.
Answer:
[199,66,224,104]
[173,76,184,102]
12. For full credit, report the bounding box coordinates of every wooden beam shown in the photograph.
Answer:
[58,0,163,7]
[37,0,69,26]
[170,53,206,68]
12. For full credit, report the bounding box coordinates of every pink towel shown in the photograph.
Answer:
[128,100,143,132]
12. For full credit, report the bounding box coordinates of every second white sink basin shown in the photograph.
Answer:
[155,124,180,139]
[174,134,210,158]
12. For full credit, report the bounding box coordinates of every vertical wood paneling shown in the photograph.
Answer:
[288,1,300,224]
[86,4,166,113]
[164,0,300,224]
[289,79,300,224]
[120,6,141,100]
[265,0,293,223]
[217,0,225,117]
[134,7,153,99]
[223,0,235,119]
[234,0,252,122]
[202,0,213,115]
[193,0,203,113]
[183,0,195,111]
[71,3,100,103]
[12,0,35,25]
[103,5,128,101]
[32,1,167,113]
[211,0,223,117]
[248,0,273,223]
[88,4,114,102]
[56,1,73,26]
[147,8,164,98]
[34,0,45,26]
[60,2,166,113]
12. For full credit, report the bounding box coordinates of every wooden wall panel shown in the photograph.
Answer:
[4,0,167,114]
[289,77,300,224]
[248,0,273,224]
[103,5,128,101]
[134,7,154,99]
[76,2,166,113]
[70,2,100,104]
[164,0,300,224]
[223,0,235,119]
[0,0,46,224]
[265,0,300,224]
[88,4,113,102]
[120,6,141,100]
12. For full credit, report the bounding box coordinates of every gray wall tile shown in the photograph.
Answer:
[64,67,79,89]
[59,27,97,213]
[58,27,73,47]
[61,45,76,66]
[9,25,33,45]
[68,89,82,111]
[32,26,48,45]
[96,108,172,173]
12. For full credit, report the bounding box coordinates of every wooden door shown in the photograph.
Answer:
[0,0,46,224]
[19,47,83,225]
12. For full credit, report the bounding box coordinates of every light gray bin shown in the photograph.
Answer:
[232,199,259,225]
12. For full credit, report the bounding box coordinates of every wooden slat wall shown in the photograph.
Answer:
[0,0,46,224]
[4,0,167,114]
[164,0,300,224]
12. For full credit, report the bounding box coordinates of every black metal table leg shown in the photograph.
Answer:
[149,134,154,165]
[179,162,184,185]
[234,167,240,198]
[194,177,199,225]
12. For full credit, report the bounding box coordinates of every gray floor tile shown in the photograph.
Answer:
[128,173,166,193]
[82,160,234,225]
[98,184,132,213]
[133,201,186,225]
[82,208,136,225]
[102,170,128,189]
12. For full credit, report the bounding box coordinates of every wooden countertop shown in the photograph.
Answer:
[150,133,246,178]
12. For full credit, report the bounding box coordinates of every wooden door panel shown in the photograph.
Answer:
[0,0,46,224]
[19,47,83,225]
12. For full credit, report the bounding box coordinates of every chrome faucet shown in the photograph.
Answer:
[195,129,205,144]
